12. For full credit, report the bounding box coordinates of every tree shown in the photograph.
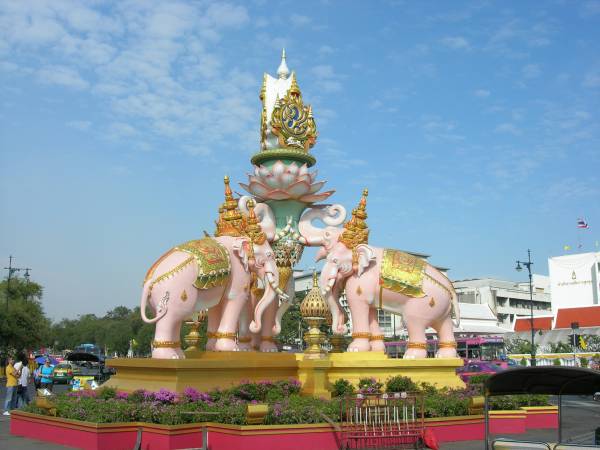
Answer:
[548,340,572,353]
[0,276,51,361]
[505,337,538,355]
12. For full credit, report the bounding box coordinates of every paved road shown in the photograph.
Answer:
[1,382,599,449]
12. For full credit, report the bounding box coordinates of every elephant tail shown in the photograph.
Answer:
[450,286,460,328]
[140,283,167,324]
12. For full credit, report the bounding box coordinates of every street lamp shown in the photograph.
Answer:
[515,249,535,366]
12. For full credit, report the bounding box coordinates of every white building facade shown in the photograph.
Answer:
[548,252,600,313]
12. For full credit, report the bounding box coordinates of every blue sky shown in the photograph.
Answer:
[1,1,599,320]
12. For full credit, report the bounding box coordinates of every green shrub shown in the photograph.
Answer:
[423,388,470,418]
[519,358,528,366]
[489,394,550,410]
[96,387,117,400]
[468,374,491,385]
[386,375,418,393]
[553,358,561,366]
[331,379,355,398]
[579,357,588,368]
[418,382,438,395]
[357,377,383,394]
[265,395,340,425]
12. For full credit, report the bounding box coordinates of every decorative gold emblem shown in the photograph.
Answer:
[351,332,372,339]
[339,189,370,252]
[407,342,427,350]
[270,73,317,151]
[369,335,385,341]
[180,290,188,301]
[215,176,246,237]
[429,297,435,307]
[438,341,457,348]
[380,249,427,298]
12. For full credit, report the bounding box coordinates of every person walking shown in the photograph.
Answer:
[17,359,31,407]
[3,357,19,416]
[39,358,54,392]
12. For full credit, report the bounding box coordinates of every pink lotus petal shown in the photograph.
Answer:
[263,173,281,189]
[258,165,270,177]
[272,160,286,178]
[309,169,318,183]
[265,189,292,200]
[297,174,311,183]
[298,164,308,177]
[308,180,326,194]
[254,166,261,177]
[287,162,299,175]
[239,182,251,193]
[279,171,295,188]
[247,181,271,198]
[300,191,335,203]
[286,180,312,198]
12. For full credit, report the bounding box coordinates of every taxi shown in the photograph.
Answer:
[52,363,81,384]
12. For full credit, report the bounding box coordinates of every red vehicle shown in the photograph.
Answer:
[456,361,503,382]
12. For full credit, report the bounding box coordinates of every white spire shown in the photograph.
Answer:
[277,48,289,80]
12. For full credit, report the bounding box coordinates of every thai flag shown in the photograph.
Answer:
[577,218,589,229]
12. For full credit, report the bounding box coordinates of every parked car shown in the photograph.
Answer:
[52,363,82,384]
[456,361,503,382]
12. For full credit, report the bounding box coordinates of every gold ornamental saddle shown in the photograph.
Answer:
[380,249,426,298]
[145,237,231,291]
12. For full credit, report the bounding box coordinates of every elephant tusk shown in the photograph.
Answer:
[266,272,276,284]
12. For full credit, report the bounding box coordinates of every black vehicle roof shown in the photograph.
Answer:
[485,367,600,396]
[65,352,103,362]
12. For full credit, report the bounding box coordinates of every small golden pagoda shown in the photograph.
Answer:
[300,271,329,356]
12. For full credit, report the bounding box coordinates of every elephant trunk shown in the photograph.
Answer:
[273,271,293,335]
[249,280,277,333]
[140,283,166,324]
[320,267,346,334]
[298,205,347,246]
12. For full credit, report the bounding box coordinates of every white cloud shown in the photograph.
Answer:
[495,123,521,135]
[318,45,335,56]
[440,36,470,50]
[583,70,600,88]
[38,65,89,90]
[522,64,541,79]
[67,120,91,131]
[311,65,342,92]
[474,89,490,98]
[290,14,311,27]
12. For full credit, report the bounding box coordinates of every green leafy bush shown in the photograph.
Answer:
[579,357,588,368]
[489,394,550,410]
[520,358,528,366]
[331,379,355,398]
[357,377,383,394]
[386,375,418,393]
[553,358,561,366]
[423,388,470,418]
[265,395,340,425]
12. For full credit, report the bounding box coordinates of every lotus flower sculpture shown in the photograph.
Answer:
[240,160,334,203]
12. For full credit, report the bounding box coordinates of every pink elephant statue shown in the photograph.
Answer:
[140,179,288,359]
[299,190,460,358]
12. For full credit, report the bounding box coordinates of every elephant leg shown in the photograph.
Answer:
[259,300,278,352]
[369,309,385,352]
[151,286,186,359]
[347,299,371,352]
[403,320,428,359]
[205,303,222,351]
[237,303,253,351]
[214,293,246,352]
[434,316,458,358]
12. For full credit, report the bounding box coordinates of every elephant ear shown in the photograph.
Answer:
[232,237,250,272]
[355,244,376,278]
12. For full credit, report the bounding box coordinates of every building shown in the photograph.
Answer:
[548,252,600,313]
[453,276,552,329]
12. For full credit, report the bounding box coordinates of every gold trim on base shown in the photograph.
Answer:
[351,332,372,339]
[438,341,457,348]
[407,342,427,350]
[369,334,384,341]
[213,332,237,340]
[152,340,181,348]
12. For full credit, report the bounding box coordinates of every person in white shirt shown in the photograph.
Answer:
[17,360,31,407]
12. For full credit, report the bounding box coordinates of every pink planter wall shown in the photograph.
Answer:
[10,407,557,450]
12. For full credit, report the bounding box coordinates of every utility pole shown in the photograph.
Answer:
[516,250,535,366]
[4,255,31,311]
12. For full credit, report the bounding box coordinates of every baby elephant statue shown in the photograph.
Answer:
[299,189,460,358]
[140,178,287,359]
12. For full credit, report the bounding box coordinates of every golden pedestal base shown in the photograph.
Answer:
[105,352,464,397]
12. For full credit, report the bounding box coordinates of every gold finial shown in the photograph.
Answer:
[338,188,370,250]
[259,73,267,101]
[244,199,266,245]
[300,270,329,356]
[289,72,301,97]
[215,176,245,237]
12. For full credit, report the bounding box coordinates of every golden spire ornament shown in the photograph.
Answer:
[244,200,267,245]
[339,188,369,250]
[300,271,329,356]
[215,176,245,237]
